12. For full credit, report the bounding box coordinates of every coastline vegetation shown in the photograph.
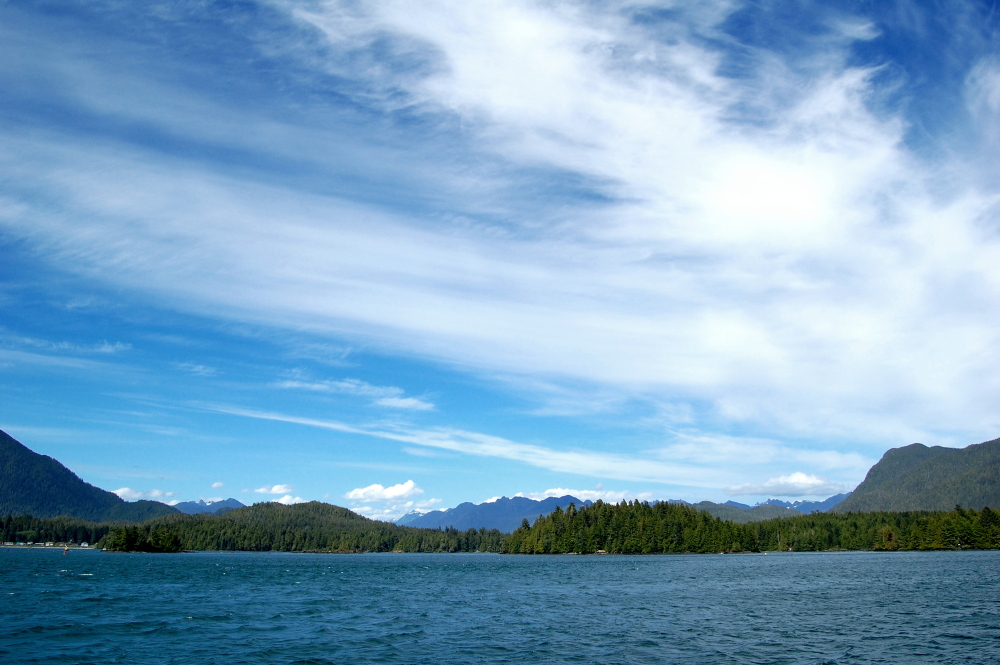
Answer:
[3,500,998,554]
[501,500,1000,553]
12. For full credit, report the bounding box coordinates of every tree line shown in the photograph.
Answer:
[106,501,507,553]
[1,514,112,544]
[501,500,1000,553]
[4,500,999,554]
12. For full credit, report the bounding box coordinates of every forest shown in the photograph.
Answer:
[501,500,1000,553]
[3,500,999,554]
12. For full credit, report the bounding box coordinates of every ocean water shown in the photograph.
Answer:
[1,548,997,664]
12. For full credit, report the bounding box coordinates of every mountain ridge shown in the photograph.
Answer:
[0,429,178,522]
[173,498,246,515]
[832,438,1000,512]
[763,493,851,514]
[398,495,594,533]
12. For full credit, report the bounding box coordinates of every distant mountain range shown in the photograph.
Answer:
[763,494,851,514]
[398,495,835,531]
[0,429,178,522]
[6,423,998,528]
[832,438,1000,513]
[398,495,594,533]
[173,498,245,515]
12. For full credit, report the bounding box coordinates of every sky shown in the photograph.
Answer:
[2,0,1000,521]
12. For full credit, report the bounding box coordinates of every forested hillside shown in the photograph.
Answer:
[501,500,1000,553]
[0,429,177,522]
[833,438,1000,512]
[108,501,507,552]
[6,499,999,554]
[691,501,802,523]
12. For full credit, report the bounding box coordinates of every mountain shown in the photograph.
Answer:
[763,493,851,514]
[832,438,1000,513]
[723,500,751,509]
[0,429,178,522]
[398,495,593,533]
[173,498,245,514]
[691,501,803,523]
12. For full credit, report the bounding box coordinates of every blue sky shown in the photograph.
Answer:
[2,0,1000,519]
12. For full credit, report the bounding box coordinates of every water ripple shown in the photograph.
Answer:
[2,549,998,664]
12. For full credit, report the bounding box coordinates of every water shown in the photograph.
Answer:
[1,548,997,664]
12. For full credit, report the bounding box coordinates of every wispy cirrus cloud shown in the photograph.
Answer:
[0,331,132,356]
[206,405,756,488]
[3,0,1000,505]
[276,376,435,410]
[4,0,999,454]
[176,362,218,377]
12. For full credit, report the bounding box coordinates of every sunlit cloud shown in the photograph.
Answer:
[4,0,998,455]
[728,472,848,497]
[509,485,651,504]
[342,480,443,520]
[113,487,176,501]
[207,405,747,488]
[344,480,423,502]
[277,376,435,410]
[255,484,295,494]
[374,396,434,411]
[3,0,1000,506]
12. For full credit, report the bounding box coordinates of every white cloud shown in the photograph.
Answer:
[344,479,423,502]
[374,396,434,411]
[211,482,224,488]
[95,341,132,354]
[212,405,746,487]
[512,486,649,504]
[113,487,176,501]
[277,376,434,410]
[728,472,848,497]
[113,487,143,501]
[255,484,294,494]
[348,497,442,521]
[6,0,1000,489]
[177,362,217,377]
[401,446,452,458]
[275,495,307,505]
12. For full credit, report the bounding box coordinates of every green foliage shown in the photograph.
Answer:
[8,500,999,556]
[101,525,184,552]
[502,500,1000,554]
[133,501,507,553]
[1,514,112,544]
[834,438,1000,513]
[691,501,802,523]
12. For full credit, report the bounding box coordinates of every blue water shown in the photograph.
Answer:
[2,548,998,664]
